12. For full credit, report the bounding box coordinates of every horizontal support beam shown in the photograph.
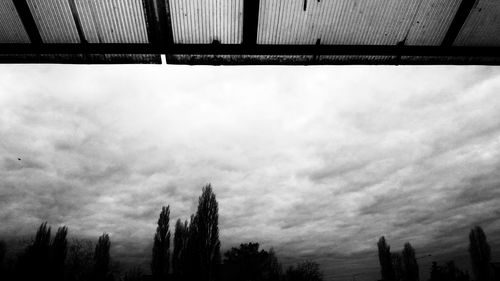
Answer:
[0,43,499,57]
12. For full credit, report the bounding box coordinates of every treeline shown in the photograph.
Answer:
[377,226,499,281]
[0,185,322,281]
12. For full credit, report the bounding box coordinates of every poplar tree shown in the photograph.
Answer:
[469,226,491,281]
[378,236,394,281]
[152,206,171,281]
[401,242,419,281]
[94,233,111,281]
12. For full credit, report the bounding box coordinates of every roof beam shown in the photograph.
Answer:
[13,0,42,44]
[242,0,260,45]
[68,0,87,44]
[157,0,174,47]
[442,0,477,46]
[0,44,499,57]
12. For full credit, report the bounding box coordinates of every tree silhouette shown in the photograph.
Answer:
[0,240,5,277]
[392,253,402,281]
[401,242,419,281]
[378,236,394,281]
[194,184,221,281]
[94,233,111,281]
[223,242,277,281]
[265,248,283,281]
[52,226,68,281]
[429,261,470,281]
[67,239,94,281]
[20,222,52,280]
[469,226,491,281]
[152,206,171,281]
[173,218,189,280]
[285,260,323,281]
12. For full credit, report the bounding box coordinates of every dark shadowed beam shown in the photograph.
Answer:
[441,0,478,46]
[142,0,159,44]
[12,0,42,44]
[68,0,87,43]
[242,0,260,45]
[0,44,500,57]
[157,0,174,47]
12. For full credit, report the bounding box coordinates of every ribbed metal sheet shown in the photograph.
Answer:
[0,0,30,43]
[257,0,422,45]
[27,0,80,43]
[170,0,243,44]
[453,0,500,46]
[74,0,149,43]
[405,0,462,45]
[0,53,161,64]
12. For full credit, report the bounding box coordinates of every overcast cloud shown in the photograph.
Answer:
[1,65,500,281]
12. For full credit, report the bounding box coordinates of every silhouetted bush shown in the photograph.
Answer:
[401,242,419,281]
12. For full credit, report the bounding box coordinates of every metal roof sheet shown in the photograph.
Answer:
[405,0,462,45]
[257,0,423,45]
[0,0,30,43]
[74,0,149,43]
[453,0,500,46]
[169,0,243,44]
[0,53,161,64]
[27,0,80,43]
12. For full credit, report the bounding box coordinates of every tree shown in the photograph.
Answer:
[52,226,68,281]
[94,233,111,281]
[173,219,189,280]
[285,261,322,281]
[67,239,94,281]
[401,242,419,281]
[392,253,402,281]
[152,206,171,281]
[223,242,272,281]
[265,248,283,281]
[378,236,394,281]
[0,240,5,276]
[195,184,221,281]
[469,226,491,281]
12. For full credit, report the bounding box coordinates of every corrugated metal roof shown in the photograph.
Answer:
[453,0,500,46]
[0,0,30,43]
[74,0,149,43]
[170,0,243,44]
[405,0,462,45]
[27,0,80,43]
[257,0,423,45]
[0,53,161,64]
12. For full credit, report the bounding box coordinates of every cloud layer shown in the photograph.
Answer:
[1,65,500,280]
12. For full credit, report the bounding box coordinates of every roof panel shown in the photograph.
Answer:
[0,0,30,43]
[74,0,149,43]
[453,0,500,46]
[405,0,462,45]
[27,0,80,43]
[170,0,243,44]
[0,53,161,64]
[257,0,422,45]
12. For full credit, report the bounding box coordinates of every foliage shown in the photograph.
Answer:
[285,260,322,281]
[378,236,395,281]
[152,206,171,281]
[469,226,491,281]
[94,233,111,281]
[401,242,419,281]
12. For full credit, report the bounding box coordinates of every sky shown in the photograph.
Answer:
[1,65,500,281]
